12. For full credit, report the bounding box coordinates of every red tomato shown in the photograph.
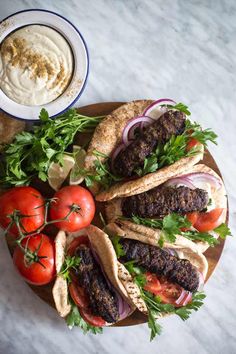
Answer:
[144,273,192,307]
[69,282,89,309]
[13,233,55,285]
[158,280,183,306]
[180,212,199,232]
[49,186,95,232]
[186,138,202,152]
[67,235,89,256]
[194,208,225,232]
[186,212,199,226]
[80,308,106,327]
[0,186,45,237]
[144,272,162,294]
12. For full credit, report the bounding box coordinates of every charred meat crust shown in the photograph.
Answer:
[120,239,199,292]
[74,245,119,323]
[112,110,186,177]
[122,185,209,218]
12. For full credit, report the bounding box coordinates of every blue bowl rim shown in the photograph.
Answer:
[0,8,89,121]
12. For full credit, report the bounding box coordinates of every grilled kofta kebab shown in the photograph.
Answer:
[120,238,199,292]
[73,244,119,323]
[112,110,186,177]
[122,185,209,218]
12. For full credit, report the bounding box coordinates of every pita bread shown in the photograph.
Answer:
[106,222,208,279]
[52,231,71,318]
[87,225,146,313]
[105,164,227,253]
[96,150,203,202]
[52,227,135,322]
[87,224,208,315]
[84,100,203,201]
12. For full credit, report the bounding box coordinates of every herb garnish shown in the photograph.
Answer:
[135,117,217,177]
[142,290,205,340]
[66,303,103,334]
[122,258,205,341]
[0,108,105,187]
[83,150,122,189]
[164,102,191,116]
[127,214,231,247]
[111,235,125,258]
[59,255,81,282]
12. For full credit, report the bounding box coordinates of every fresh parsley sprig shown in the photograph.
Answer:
[83,150,122,189]
[59,255,81,282]
[111,235,125,258]
[127,214,231,247]
[123,259,206,341]
[135,118,217,177]
[185,119,218,147]
[127,214,190,246]
[0,108,105,187]
[142,290,206,322]
[164,102,191,116]
[148,309,162,341]
[66,303,103,334]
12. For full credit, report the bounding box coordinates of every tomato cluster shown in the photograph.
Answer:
[0,185,95,286]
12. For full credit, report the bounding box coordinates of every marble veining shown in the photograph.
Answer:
[0,0,236,353]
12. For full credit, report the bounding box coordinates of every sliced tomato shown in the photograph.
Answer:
[144,273,192,307]
[67,235,89,256]
[186,212,199,226]
[181,212,199,231]
[144,272,162,295]
[80,308,106,327]
[69,282,89,309]
[186,138,202,152]
[158,281,183,306]
[194,208,225,232]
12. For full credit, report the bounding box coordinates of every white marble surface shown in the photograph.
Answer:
[0,0,236,353]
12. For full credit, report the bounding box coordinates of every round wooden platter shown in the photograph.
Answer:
[6,102,227,327]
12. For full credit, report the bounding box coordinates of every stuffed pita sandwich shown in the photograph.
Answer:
[84,99,217,201]
[86,224,208,341]
[52,230,134,333]
[105,164,229,253]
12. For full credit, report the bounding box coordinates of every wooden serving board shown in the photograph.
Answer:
[6,102,227,327]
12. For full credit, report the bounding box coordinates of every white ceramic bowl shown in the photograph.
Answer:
[0,9,89,120]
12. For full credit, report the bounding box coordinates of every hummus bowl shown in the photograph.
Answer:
[0,9,89,120]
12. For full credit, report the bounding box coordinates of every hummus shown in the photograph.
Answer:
[0,25,73,106]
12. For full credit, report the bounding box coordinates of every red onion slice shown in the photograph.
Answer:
[182,292,192,306]
[140,117,155,130]
[165,248,178,257]
[116,291,132,320]
[110,143,126,170]
[164,177,196,190]
[122,116,154,146]
[175,289,188,305]
[128,122,142,140]
[183,172,222,190]
[143,98,176,119]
